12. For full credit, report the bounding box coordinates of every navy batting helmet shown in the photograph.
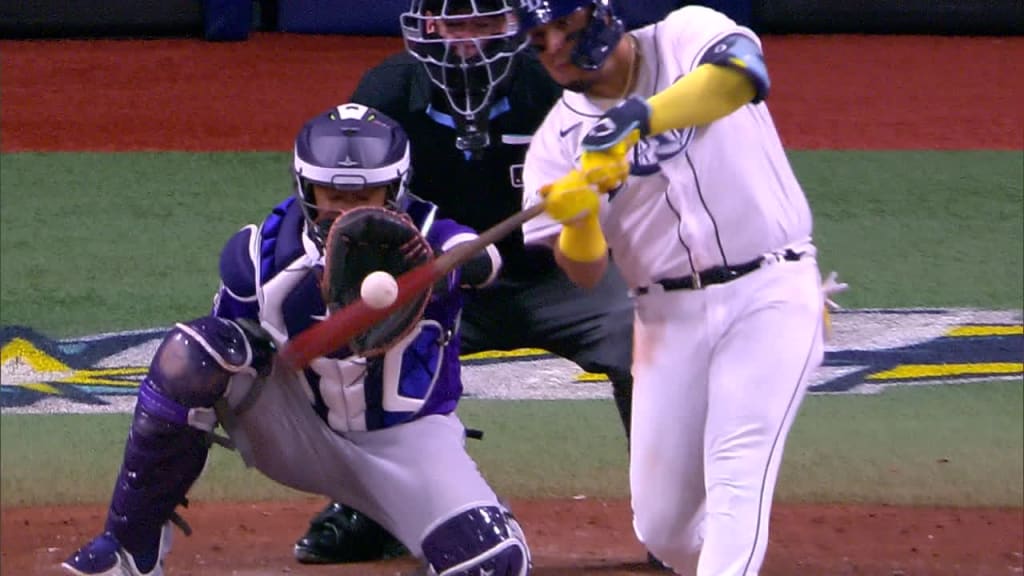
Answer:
[293,103,411,243]
[518,0,623,70]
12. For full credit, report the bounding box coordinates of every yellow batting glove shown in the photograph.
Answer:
[580,129,639,193]
[540,170,600,225]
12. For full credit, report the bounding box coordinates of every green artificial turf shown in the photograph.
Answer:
[3,381,1020,508]
[2,151,1022,336]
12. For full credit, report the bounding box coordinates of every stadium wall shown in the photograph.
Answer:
[1,1,1020,40]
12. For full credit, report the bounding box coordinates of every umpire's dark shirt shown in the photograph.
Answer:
[351,51,563,279]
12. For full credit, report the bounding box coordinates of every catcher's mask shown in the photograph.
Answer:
[293,103,412,247]
[401,0,527,151]
[517,0,623,71]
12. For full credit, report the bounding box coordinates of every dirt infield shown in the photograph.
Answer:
[3,499,1022,575]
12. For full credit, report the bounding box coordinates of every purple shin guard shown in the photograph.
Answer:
[102,320,240,573]
[422,506,529,576]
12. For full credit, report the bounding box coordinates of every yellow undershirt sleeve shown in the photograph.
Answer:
[557,211,608,263]
[646,63,757,136]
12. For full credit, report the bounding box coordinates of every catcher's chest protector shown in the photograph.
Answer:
[248,199,466,432]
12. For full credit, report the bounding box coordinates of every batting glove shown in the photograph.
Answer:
[540,170,601,225]
[580,97,649,193]
[821,271,849,342]
[540,170,607,262]
[821,270,850,311]
[581,96,651,152]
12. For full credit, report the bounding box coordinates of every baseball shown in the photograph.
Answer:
[360,270,399,309]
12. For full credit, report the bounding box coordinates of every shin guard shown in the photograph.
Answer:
[422,506,530,576]
[103,317,252,573]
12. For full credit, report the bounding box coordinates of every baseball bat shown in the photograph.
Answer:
[279,202,548,370]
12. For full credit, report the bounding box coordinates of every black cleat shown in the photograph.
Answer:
[648,551,671,571]
[294,502,409,564]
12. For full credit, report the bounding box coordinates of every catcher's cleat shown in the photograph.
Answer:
[294,502,409,564]
[62,525,171,576]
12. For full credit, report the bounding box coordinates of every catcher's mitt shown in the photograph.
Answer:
[321,206,433,357]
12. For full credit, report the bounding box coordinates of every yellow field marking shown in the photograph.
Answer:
[19,382,61,394]
[867,362,1023,380]
[946,325,1023,337]
[58,368,149,387]
[461,348,549,361]
[0,338,71,372]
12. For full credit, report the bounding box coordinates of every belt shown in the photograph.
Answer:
[634,249,804,295]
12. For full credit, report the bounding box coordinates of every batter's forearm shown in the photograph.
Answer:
[554,246,608,290]
[647,64,756,135]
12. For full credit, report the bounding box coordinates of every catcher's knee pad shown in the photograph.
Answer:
[422,505,530,576]
[142,316,257,431]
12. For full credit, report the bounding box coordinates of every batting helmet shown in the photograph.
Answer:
[293,103,412,245]
[517,0,623,70]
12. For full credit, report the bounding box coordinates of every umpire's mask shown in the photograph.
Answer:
[402,0,527,152]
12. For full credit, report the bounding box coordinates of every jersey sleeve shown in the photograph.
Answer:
[660,6,763,78]
[521,103,577,246]
[212,224,259,321]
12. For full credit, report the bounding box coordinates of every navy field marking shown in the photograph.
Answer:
[2,309,1021,412]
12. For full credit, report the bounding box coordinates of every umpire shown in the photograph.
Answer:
[292,0,637,566]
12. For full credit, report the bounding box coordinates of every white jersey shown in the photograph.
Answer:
[522,6,814,289]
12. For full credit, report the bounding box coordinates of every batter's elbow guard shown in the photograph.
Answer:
[700,33,770,103]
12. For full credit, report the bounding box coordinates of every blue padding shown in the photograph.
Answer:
[203,0,252,41]
[278,0,410,35]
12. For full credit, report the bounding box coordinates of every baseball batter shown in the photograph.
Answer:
[517,2,825,574]
[61,104,530,576]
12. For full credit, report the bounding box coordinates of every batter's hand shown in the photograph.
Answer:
[582,96,651,152]
[821,271,849,342]
[580,97,648,192]
[580,143,633,193]
[540,170,600,225]
[821,270,849,312]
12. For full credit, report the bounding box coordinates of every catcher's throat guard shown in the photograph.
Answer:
[321,207,433,357]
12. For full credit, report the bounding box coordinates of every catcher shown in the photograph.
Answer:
[61,103,530,576]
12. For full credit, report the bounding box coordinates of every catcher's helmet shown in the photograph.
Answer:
[401,0,527,151]
[517,0,623,70]
[293,103,411,244]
